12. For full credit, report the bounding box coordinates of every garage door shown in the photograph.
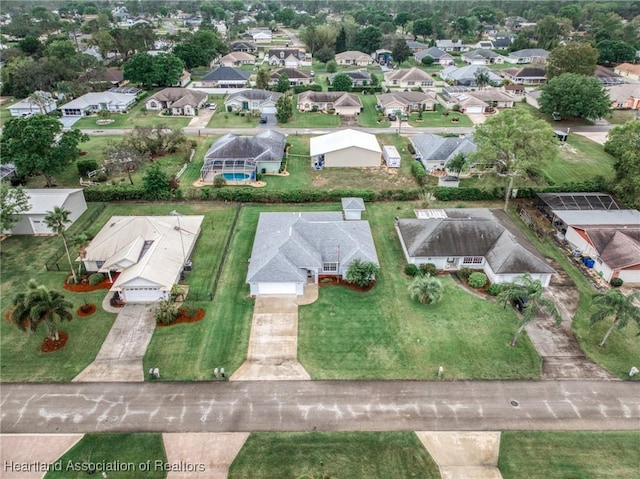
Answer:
[465,106,484,114]
[123,287,162,303]
[257,282,297,295]
[262,106,276,114]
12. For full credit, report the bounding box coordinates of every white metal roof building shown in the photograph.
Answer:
[310,129,382,169]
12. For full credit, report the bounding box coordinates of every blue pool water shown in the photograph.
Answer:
[221,173,251,181]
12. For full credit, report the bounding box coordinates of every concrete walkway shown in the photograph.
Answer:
[0,434,84,479]
[73,304,156,382]
[416,431,503,479]
[162,433,249,479]
[187,109,214,129]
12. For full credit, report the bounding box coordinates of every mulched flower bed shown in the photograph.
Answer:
[77,303,97,317]
[156,307,205,327]
[318,276,376,293]
[63,274,118,292]
[41,331,68,353]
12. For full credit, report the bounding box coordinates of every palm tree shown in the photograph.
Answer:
[44,206,77,283]
[27,91,50,115]
[497,273,561,347]
[591,290,640,348]
[10,280,73,340]
[408,275,444,305]
[474,69,491,90]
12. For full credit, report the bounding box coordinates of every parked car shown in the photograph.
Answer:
[512,296,529,312]
[208,104,217,110]
[259,115,268,124]
[552,112,562,121]
[387,113,397,121]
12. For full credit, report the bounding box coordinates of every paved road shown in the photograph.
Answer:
[1,381,638,434]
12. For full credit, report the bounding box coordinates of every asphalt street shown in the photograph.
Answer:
[1,380,638,434]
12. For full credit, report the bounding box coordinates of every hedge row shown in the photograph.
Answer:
[83,185,147,202]
[214,187,421,203]
[293,84,323,94]
[411,161,428,187]
[327,86,383,94]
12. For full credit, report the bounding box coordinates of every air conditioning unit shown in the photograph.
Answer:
[183,261,192,272]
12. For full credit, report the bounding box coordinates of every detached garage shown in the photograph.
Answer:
[310,129,382,169]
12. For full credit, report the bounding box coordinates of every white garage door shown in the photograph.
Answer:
[465,105,484,114]
[123,287,162,303]
[257,282,297,295]
[262,106,277,114]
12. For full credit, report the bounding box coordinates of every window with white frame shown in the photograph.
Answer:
[462,256,483,264]
[323,262,338,272]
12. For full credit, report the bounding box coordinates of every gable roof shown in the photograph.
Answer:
[342,197,365,211]
[436,39,463,48]
[226,89,282,103]
[502,67,546,78]
[146,88,207,108]
[417,47,449,59]
[203,130,286,165]
[607,83,640,103]
[201,66,250,82]
[22,189,83,215]
[60,91,135,110]
[10,91,56,110]
[385,67,435,83]
[298,91,363,108]
[310,129,381,156]
[231,41,257,51]
[509,48,550,58]
[407,41,429,50]
[271,68,312,80]
[468,88,516,103]
[247,212,379,283]
[412,134,477,164]
[335,50,371,61]
[329,69,371,82]
[397,209,555,274]
[464,48,500,59]
[615,63,640,75]
[377,91,436,107]
[220,52,255,63]
[441,65,503,83]
[268,48,305,60]
[576,227,640,270]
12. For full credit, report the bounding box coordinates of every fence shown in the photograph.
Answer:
[209,203,242,301]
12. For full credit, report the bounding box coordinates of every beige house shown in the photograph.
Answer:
[467,88,517,108]
[384,67,435,89]
[145,88,207,116]
[376,91,437,115]
[297,91,363,116]
[607,83,640,110]
[335,50,375,67]
[310,129,381,169]
[613,63,640,82]
[219,51,255,67]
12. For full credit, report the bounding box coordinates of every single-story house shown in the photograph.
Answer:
[9,92,57,117]
[231,41,258,53]
[607,83,640,110]
[505,48,550,64]
[78,67,127,87]
[376,91,437,115]
[4,189,87,235]
[310,129,381,169]
[246,210,379,296]
[297,91,363,116]
[200,66,250,88]
[411,133,477,172]
[501,67,546,85]
[219,51,255,67]
[200,130,286,183]
[251,30,272,43]
[224,89,282,114]
[504,84,525,95]
[440,65,503,87]
[328,69,371,87]
[594,65,623,86]
[461,49,505,65]
[145,88,207,116]
[525,89,543,109]
[342,197,366,220]
[335,50,375,67]
[613,63,640,82]
[414,47,454,66]
[491,37,513,49]
[266,48,310,68]
[435,39,469,52]
[384,67,435,89]
[467,88,517,108]
[396,208,555,286]
[407,41,429,52]
[82,215,204,303]
[475,40,495,50]
[270,68,314,87]
[59,91,137,116]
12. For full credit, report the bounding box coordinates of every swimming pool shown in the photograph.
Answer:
[221,173,251,181]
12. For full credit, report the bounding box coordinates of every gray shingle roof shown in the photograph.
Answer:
[203,130,285,166]
[397,209,555,274]
[147,88,207,108]
[509,48,550,58]
[270,68,312,80]
[226,89,282,103]
[247,212,379,283]
[411,134,477,165]
[201,66,250,82]
[341,197,365,211]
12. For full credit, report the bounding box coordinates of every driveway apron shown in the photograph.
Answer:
[73,305,156,382]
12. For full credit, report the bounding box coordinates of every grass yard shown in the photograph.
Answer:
[298,201,541,380]
[499,432,640,479]
[229,432,439,479]
[542,134,615,184]
[406,105,474,127]
[0,203,119,382]
[44,433,167,479]
[357,94,390,128]
[607,109,637,125]
[206,97,260,128]
[507,207,640,379]
[515,102,593,126]
[290,106,341,128]
[72,99,191,130]
[0,97,17,128]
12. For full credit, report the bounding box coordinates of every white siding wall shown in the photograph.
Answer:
[344,210,362,220]
[63,192,88,226]
[618,269,640,284]
[324,146,381,168]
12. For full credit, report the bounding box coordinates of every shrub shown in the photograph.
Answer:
[213,176,227,188]
[452,104,461,112]
[77,159,100,177]
[345,258,379,287]
[457,267,473,281]
[487,283,502,296]
[155,298,179,324]
[95,173,108,182]
[411,161,428,186]
[610,277,624,287]
[405,264,419,276]
[88,272,105,286]
[419,262,437,276]
[66,276,76,285]
[468,272,487,288]
[407,142,415,154]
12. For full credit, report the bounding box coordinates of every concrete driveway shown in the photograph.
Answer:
[188,109,214,129]
[257,113,277,128]
[73,304,156,382]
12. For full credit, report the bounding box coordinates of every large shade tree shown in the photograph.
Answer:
[604,121,640,209]
[546,42,598,79]
[0,185,30,232]
[590,290,640,348]
[0,115,88,187]
[539,73,611,121]
[497,273,561,347]
[473,108,559,210]
[10,280,73,341]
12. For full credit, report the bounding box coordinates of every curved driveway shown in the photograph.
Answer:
[1,380,638,434]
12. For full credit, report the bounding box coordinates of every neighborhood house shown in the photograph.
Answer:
[224,89,282,114]
[59,91,137,116]
[310,129,381,169]
[297,91,363,116]
[145,88,207,116]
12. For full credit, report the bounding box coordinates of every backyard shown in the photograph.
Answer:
[406,104,474,127]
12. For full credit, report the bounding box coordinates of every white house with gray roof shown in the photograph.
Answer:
[247,211,379,296]
[505,48,550,64]
[440,65,503,87]
[224,89,282,114]
[396,209,555,286]
[414,47,454,66]
[411,134,477,172]
[59,91,137,116]
[461,49,505,65]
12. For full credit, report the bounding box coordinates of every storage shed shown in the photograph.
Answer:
[382,146,401,168]
[341,197,366,220]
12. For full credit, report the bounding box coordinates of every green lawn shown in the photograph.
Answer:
[0,97,17,128]
[407,104,474,127]
[541,134,615,184]
[290,103,341,128]
[515,102,593,126]
[206,97,260,128]
[607,109,637,125]
[499,432,640,479]
[229,432,439,479]
[506,208,640,379]
[72,99,191,130]
[44,434,167,479]
[357,94,390,128]
[298,201,542,380]
[0,203,119,382]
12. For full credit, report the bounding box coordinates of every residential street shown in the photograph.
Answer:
[1,380,638,434]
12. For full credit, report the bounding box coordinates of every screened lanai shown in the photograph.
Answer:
[201,157,257,183]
